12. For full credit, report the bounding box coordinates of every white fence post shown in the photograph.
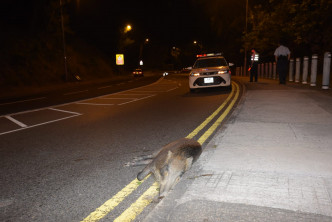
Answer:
[310,54,318,86]
[295,58,301,83]
[302,56,309,84]
[322,52,331,89]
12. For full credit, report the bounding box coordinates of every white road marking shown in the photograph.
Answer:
[64,90,88,96]
[166,87,179,92]
[118,95,156,105]
[0,97,46,106]
[98,85,113,90]
[99,98,138,100]
[48,108,81,115]
[0,114,81,136]
[5,116,27,128]
[75,102,115,106]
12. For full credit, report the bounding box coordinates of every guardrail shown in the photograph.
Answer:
[235,52,331,89]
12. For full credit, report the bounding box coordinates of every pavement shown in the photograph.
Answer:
[144,76,332,222]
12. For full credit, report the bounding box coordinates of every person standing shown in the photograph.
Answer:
[274,40,291,84]
[249,48,259,82]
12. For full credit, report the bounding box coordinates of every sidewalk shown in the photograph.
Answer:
[144,77,332,221]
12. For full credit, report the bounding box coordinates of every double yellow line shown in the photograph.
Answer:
[81,82,240,222]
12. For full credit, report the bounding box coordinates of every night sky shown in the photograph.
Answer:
[1,0,247,66]
[73,0,212,47]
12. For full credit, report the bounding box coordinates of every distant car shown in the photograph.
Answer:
[189,53,232,92]
[133,68,144,77]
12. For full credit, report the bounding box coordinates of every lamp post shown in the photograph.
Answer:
[139,38,149,66]
[243,0,248,76]
[59,0,68,81]
[193,40,203,53]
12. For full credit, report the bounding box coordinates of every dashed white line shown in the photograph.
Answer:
[0,97,46,106]
[48,108,81,115]
[99,98,138,100]
[166,87,179,92]
[5,116,27,128]
[63,90,88,96]
[98,85,113,90]
[118,95,156,105]
[75,102,115,106]
[0,114,81,136]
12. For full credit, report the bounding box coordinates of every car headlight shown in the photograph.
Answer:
[190,72,200,76]
[218,70,229,74]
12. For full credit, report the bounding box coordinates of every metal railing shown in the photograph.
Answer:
[235,52,331,89]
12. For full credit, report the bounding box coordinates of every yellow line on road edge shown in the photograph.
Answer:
[113,182,159,222]
[81,177,149,222]
[198,82,239,144]
[186,82,236,139]
[113,82,240,221]
[82,81,240,222]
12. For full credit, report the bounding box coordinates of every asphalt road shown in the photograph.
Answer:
[0,72,240,221]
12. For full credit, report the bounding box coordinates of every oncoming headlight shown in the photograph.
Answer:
[190,72,200,76]
[218,70,229,74]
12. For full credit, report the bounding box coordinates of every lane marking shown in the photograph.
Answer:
[48,108,81,115]
[130,90,167,93]
[166,87,178,92]
[81,177,149,222]
[0,97,46,106]
[75,103,114,106]
[198,82,239,144]
[114,82,240,221]
[118,95,156,106]
[112,93,152,96]
[84,82,241,222]
[0,114,81,136]
[98,98,138,100]
[114,182,159,222]
[64,90,88,96]
[186,82,235,139]
[98,85,113,90]
[5,116,27,128]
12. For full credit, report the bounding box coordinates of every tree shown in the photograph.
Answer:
[244,0,332,58]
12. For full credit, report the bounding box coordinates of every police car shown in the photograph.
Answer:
[189,53,232,92]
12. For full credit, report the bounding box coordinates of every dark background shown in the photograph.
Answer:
[1,0,331,87]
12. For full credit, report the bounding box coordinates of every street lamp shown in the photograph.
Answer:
[139,38,150,66]
[193,40,203,53]
[59,0,68,81]
[244,0,248,76]
[124,24,132,33]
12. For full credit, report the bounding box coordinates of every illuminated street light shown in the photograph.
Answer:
[124,24,132,33]
[193,40,203,53]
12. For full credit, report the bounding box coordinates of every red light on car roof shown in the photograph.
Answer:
[197,53,222,58]
[197,54,207,57]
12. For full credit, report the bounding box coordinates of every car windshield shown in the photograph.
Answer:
[193,58,227,68]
